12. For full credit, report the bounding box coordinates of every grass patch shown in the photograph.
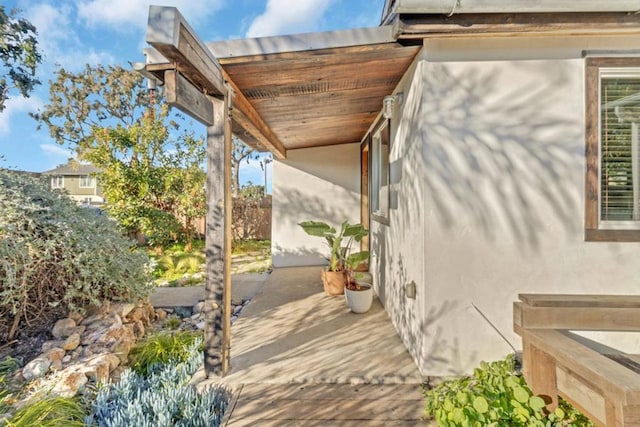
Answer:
[5,396,86,427]
[129,331,203,376]
[232,239,270,255]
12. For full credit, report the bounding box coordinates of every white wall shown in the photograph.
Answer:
[378,35,640,376]
[272,143,361,267]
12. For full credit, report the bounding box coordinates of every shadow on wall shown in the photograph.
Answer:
[389,251,475,375]
[272,186,356,265]
[412,61,583,252]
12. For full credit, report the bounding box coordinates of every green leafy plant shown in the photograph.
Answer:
[0,170,152,340]
[4,396,86,427]
[128,331,202,376]
[298,220,369,276]
[424,355,594,426]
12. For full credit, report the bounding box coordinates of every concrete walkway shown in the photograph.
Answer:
[150,273,269,308]
[191,266,428,425]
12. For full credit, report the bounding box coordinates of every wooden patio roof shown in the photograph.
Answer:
[214,42,419,152]
[143,7,421,159]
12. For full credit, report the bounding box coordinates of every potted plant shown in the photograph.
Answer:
[298,220,369,296]
[344,251,374,313]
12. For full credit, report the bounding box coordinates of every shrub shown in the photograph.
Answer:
[0,170,153,340]
[424,355,594,426]
[89,336,229,427]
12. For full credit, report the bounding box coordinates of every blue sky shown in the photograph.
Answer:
[1,0,383,188]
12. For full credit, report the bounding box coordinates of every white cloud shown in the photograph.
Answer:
[77,0,224,32]
[246,0,335,38]
[40,143,73,159]
[0,96,43,135]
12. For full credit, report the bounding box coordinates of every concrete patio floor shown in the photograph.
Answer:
[191,266,428,425]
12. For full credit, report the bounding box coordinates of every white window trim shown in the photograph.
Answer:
[79,175,95,189]
[51,176,64,189]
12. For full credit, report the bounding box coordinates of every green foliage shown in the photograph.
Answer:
[298,220,369,274]
[32,64,207,248]
[86,112,206,248]
[164,316,182,330]
[424,355,595,426]
[232,239,271,255]
[90,336,229,427]
[0,170,152,340]
[149,243,205,285]
[4,396,86,427]
[128,331,202,377]
[0,6,42,112]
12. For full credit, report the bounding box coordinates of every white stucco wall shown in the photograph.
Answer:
[272,143,361,267]
[378,35,640,376]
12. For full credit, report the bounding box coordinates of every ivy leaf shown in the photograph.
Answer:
[513,386,530,403]
[473,396,489,414]
[529,396,546,411]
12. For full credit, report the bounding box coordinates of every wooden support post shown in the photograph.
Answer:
[522,339,558,411]
[204,99,225,377]
[222,90,233,374]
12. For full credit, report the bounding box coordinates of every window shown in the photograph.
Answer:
[370,118,390,223]
[586,57,640,241]
[51,176,63,189]
[79,175,95,188]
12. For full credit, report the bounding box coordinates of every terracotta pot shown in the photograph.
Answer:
[321,270,346,296]
[345,282,373,313]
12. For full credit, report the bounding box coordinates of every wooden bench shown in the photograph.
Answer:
[514,294,640,427]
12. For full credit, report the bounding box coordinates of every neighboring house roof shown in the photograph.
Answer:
[42,162,101,176]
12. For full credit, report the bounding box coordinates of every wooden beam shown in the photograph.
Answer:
[224,75,287,160]
[146,6,226,97]
[164,70,213,126]
[222,94,233,374]
[204,98,225,377]
[396,12,640,39]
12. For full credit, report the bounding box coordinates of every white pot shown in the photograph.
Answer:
[345,282,373,314]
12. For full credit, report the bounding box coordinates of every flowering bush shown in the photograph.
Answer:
[0,170,152,340]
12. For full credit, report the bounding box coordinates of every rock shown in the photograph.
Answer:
[67,311,84,324]
[50,359,63,372]
[22,357,51,381]
[233,305,243,315]
[79,355,112,383]
[103,353,121,371]
[231,315,238,324]
[85,300,111,317]
[155,309,168,321]
[133,320,145,338]
[52,371,87,398]
[195,321,205,330]
[111,303,135,319]
[63,333,81,351]
[192,301,205,314]
[48,348,66,362]
[41,340,64,353]
[62,355,72,364]
[52,318,77,339]
[127,307,144,323]
[190,313,202,321]
[173,307,192,318]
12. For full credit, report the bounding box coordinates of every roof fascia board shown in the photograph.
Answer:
[207,26,396,59]
[391,0,640,14]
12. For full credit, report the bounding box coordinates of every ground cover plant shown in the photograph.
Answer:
[89,332,229,427]
[424,355,594,426]
[0,170,152,342]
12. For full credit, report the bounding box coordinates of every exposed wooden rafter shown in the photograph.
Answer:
[145,6,287,160]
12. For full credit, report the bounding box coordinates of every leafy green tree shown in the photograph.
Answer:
[32,65,205,248]
[0,6,42,111]
[85,106,206,248]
